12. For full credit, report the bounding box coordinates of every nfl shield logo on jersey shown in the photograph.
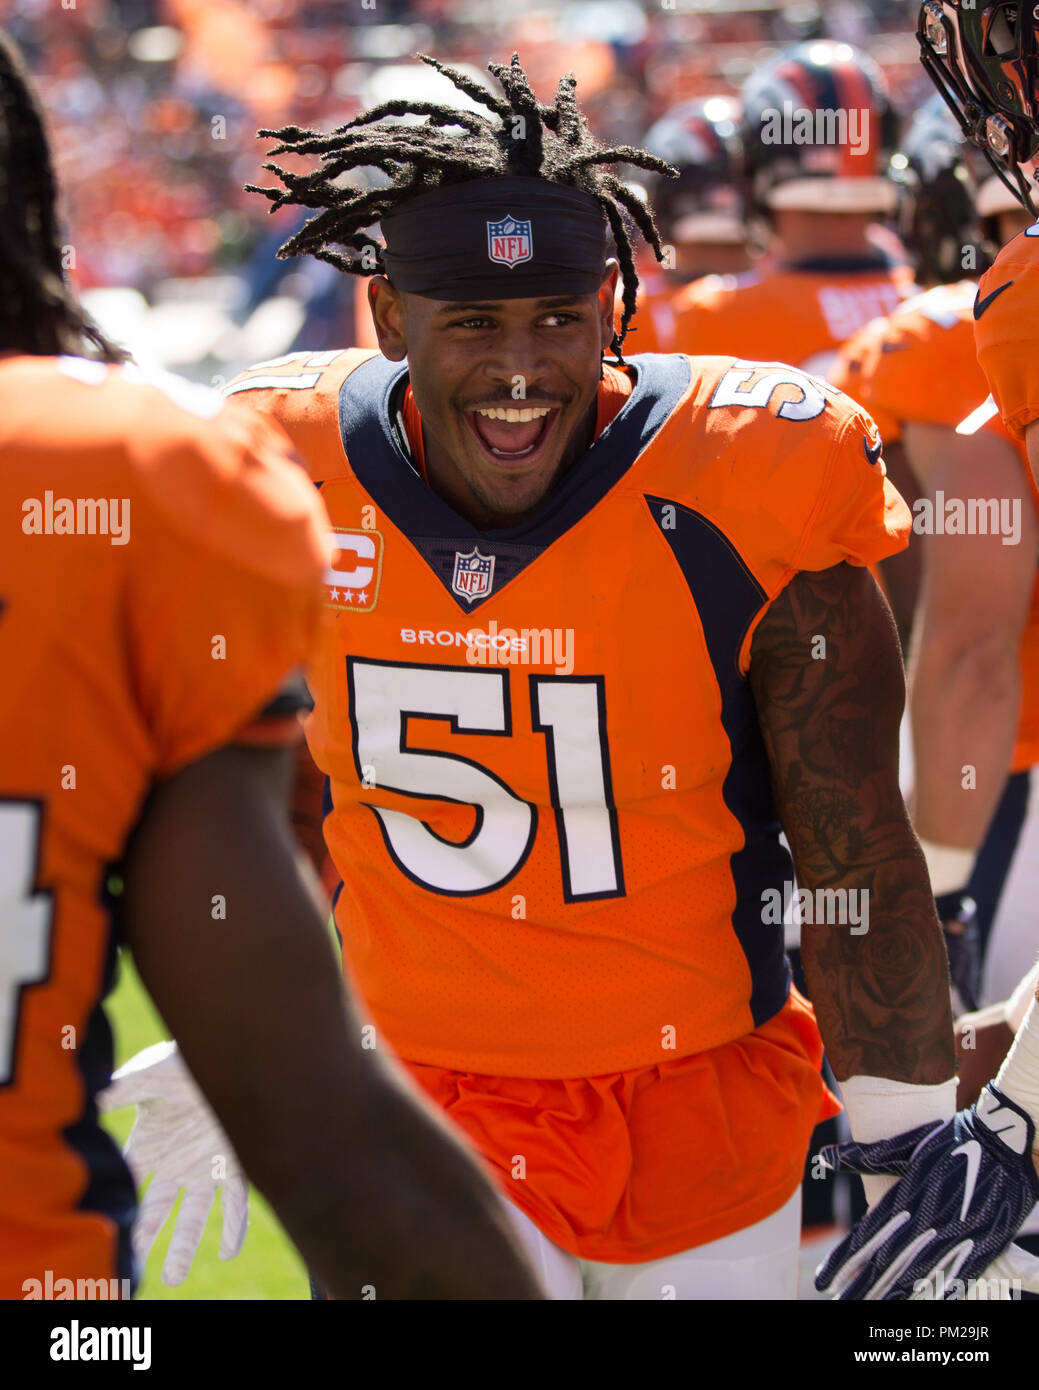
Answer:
[452,547,496,604]
[487,215,533,268]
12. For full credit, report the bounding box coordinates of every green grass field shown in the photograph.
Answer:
[102,951,309,1300]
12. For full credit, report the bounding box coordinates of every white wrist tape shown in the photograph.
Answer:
[1007,962,1039,1034]
[918,839,976,897]
[994,998,1039,1148]
[840,1074,958,1206]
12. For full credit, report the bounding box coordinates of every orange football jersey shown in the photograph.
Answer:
[619,261,677,355]
[831,281,1039,774]
[831,280,981,443]
[975,220,1039,440]
[227,347,906,1259]
[672,261,916,379]
[0,356,327,1299]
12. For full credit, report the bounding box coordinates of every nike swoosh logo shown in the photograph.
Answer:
[952,1139,982,1223]
[864,435,883,466]
[976,1086,1030,1153]
[974,281,1014,319]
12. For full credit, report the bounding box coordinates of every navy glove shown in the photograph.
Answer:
[814,1083,1039,1299]
[935,890,982,1015]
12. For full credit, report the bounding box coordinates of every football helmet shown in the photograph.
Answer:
[740,41,901,218]
[641,97,744,247]
[889,92,978,281]
[918,1,1039,215]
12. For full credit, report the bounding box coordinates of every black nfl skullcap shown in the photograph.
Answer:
[379,176,609,299]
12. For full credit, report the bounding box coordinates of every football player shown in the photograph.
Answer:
[0,32,542,1302]
[671,41,915,378]
[669,42,919,1246]
[115,52,1034,1300]
[828,94,983,655]
[919,3,1039,461]
[640,97,750,284]
[809,0,1039,1299]
[869,91,1033,653]
[832,94,1037,1013]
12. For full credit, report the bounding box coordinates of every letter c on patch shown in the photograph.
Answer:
[326,530,375,588]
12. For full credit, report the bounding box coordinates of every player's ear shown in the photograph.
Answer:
[598,260,620,352]
[368,277,407,361]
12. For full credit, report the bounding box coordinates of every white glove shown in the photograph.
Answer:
[98,1041,249,1286]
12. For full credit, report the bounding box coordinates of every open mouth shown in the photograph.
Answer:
[466,404,559,465]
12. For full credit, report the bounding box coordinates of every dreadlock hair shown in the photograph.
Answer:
[248,53,677,359]
[0,31,125,362]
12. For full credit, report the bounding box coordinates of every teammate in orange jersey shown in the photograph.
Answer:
[828,95,983,652]
[805,0,1039,1301]
[670,42,918,1247]
[919,3,1039,464]
[671,42,915,379]
[0,32,542,1302]
[119,52,1039,1300]
[832,93,1038,1020]
[920,2,1039,959]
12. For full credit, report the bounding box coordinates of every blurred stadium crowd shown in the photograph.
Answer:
[13,0,934,373]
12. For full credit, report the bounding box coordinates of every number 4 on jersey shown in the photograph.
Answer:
[0,801,53,1086]
[348,660,624,902]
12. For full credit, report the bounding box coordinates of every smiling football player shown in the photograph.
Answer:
[112,51,1028,1300]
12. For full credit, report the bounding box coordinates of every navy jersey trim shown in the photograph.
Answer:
[331,884,343,950]
[257,670,313,722]
[337,352,692,611]
[60,870,138,1291]
[969,768,1031,959]
[645,494,793,1027]
[781,255,899,274]
[322,775,345,950]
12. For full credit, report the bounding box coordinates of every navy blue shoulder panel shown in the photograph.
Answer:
[336,353,413,488]
[337,352,692,550]
[645,495,792,1028]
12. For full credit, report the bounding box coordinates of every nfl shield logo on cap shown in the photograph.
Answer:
[487,215,533,268]
[452,546,496,604]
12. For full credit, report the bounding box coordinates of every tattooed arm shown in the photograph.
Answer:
[749,561,955,1084]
